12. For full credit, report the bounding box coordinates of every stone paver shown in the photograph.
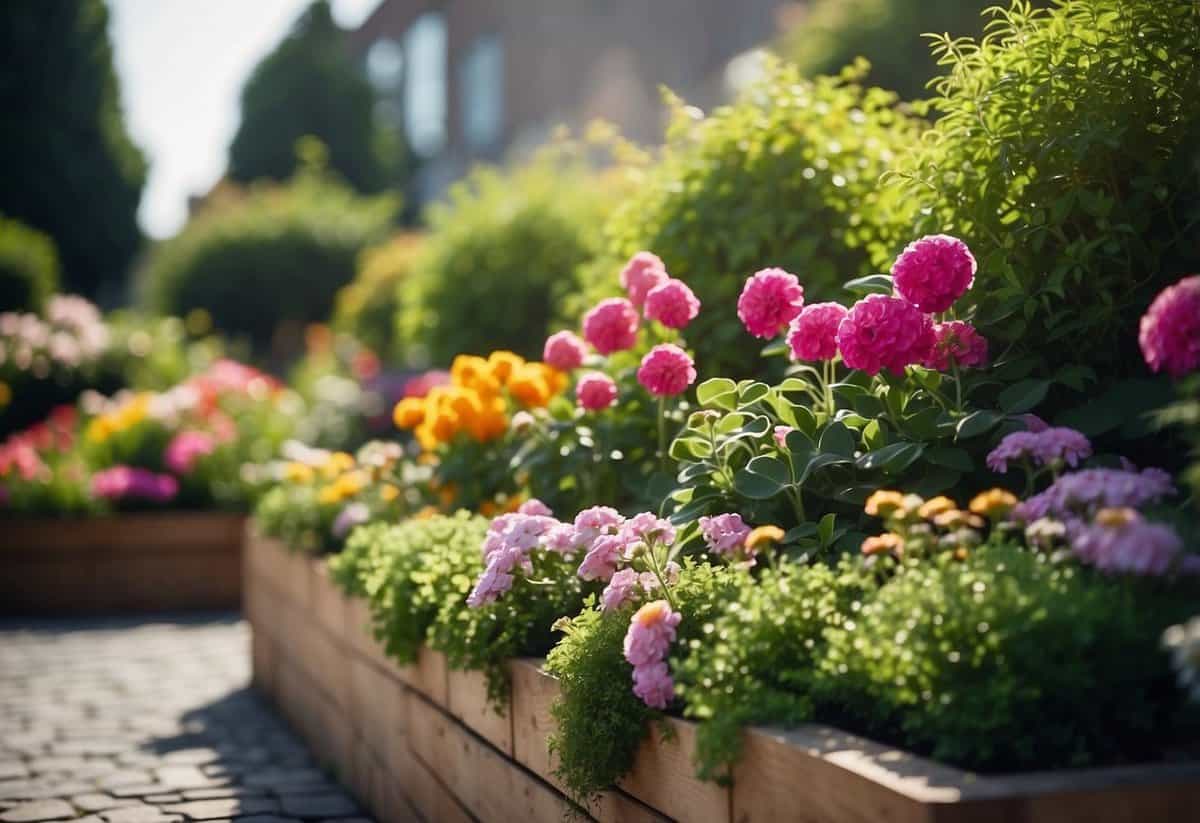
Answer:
[0,617,372,823]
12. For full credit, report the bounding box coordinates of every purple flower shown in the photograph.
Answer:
[631,660,675,710]
[1072,508,1183,576]
[987,427,1092,473]
[1011,467,1176,523]
[91,466,178,504]
[332,502,370,539]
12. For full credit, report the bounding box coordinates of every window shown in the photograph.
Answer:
[404,11,447,157]
[459,34,504,151]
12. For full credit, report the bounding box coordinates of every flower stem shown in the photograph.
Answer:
[657,396,667,471]
[645,540,678,610]
[950,358,964,414]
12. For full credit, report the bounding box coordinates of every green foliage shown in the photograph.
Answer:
[821,543,1200,770]
[546,562,742,803]
[0,216,59,311]
[254,483,331,552]
[399,149,613,366]
[138,157,397,356]
[886,0,1200,377]
[0,0,146,297]
[228,1,405,193]
[333,233,423,358]
[674,559,871,780]
[599,59,921,377]
[774,0,1014,100]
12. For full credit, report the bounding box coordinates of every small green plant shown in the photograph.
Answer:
[0,215,59,311]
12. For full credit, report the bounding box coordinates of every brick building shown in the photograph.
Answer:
[349,0,795,204]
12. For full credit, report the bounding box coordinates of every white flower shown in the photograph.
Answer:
[1163,616,1200,702]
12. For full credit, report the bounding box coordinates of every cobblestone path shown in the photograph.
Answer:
[0,616,373,823]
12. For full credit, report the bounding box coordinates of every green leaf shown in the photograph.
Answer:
[738,381,771,406]
[697,378,737,410]
[862,418,887,449]
[924,446,974,472]
[669,436,712,461]
[998,378,1052,414]
[818,421,856,458]
[843,273,894,295]
[956,410,1003,440]
[856,441,924,472]
[733,456,791,499]
[817,513,836,547]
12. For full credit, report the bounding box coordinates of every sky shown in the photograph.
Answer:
[109,0,383,240]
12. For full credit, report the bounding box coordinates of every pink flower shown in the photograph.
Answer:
[620,512,676,548]
[164,431,216,476]
[787,302,847,361]
[1139,275,1200,377]
[891,234,976,313]
[623,600,681,667]
[620,252,669,308]
[91,466,178,504]
[699,513,752,557]
[644,279,700,330]
[773,426,793,449]
[467,556,515,607]
[583,298,640,355]
[543,523,577,554]
[836,295,935,376]
[923,321,988,371]
[601,568,641,613]
[737,268,805,338]
[576,371,618,411]
[518,498,553,517]
[332,502,370,539]
[631,660,675,710]
[578,533,629,582]
[637,344,696,398]
[543,331,588,371]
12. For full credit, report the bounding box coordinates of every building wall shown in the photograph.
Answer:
[351,0,789,204]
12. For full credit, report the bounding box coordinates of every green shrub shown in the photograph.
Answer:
[0,216,59,311]
[598,59,922,378]
[399,146,614,366]
[774,0,1014,100]
[820,544,1200,771]
[885,0,1200,377]
[333,232,422,357]
[138,150,397,356]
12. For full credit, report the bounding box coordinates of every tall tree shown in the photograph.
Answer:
[0,0,147,300]
[228,1,397,193]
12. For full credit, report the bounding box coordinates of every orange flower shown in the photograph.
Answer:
[393,397,425,429]
[415,423,440,452]
[745,525,785,552]
[917,496,956,520]
[861,533,904,556]
[487,350,525,383]
[864,490,905,518]
[479,501,499,517]
[430,408,460,442]
[380,484,400,502]
[968,488,1019,520]
[508,363,553,407]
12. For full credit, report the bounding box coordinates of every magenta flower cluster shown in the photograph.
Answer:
[91,466,178,503]
[164,430,216,476]
[740,235,984,376]
[637,344,696,398]
[1139,275,1200,378]
[575,371,618,411]
[986,427,1093,473]
[623,599,681,709]
[582,298,639,356]
[543,331,588,371]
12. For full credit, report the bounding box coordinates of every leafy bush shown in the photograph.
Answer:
[885,0,1200,377]
[0,216,59,311]
[138,152,397,356]
[598,59,921,377]
[774,0,1009,100]
[333,233,423,357]
[821,543,1200,770]
[399,146,615,366]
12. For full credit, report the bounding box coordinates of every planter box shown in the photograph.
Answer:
[244,527,1200,823]
[1,512,246,614]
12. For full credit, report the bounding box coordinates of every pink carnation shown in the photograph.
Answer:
[923,321,988,371]
[836,295,935,376]
[737,268,805,338]
[787,302,847,361]
[578,533,629,582]
[637,344,696,398]
[644,279,700,330]
[620,512,676,548]
[1139,275,1200,377]
[543,331,588,371]
[164,430,216,476]
[91,466,178,504]
[601,568,641,613]
[576,371,618,411]
[699,513,752,557]
[571,505,625,554]
[583,298,639,355]
[518,498,554,517]
[623,600,681,667]
[891,234,976,313]
[467,556,515,607]
[620,252,669,308]
[631,660,675,710]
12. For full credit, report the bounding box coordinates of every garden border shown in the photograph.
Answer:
[245,525,1200,823]
[1,512,245,614]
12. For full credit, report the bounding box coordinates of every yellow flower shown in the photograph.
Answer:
[487,350,525,383]
[917,496,957,520]
[415,423,439,452]
[861,533,904,557]
[321,452,355,479]
[507,363,553,407]
[864,490,906,518]
[393,398,426,429]
[415,505,439,520]
[317,485,341,505]
[284,462,315,484]
[430,408,460,442]
[745,525,785,552]
[1095,507,1139,527]
[969,488,1019,520]
[380,484,400,502]
[932,509,984,530]
[333,470,367,498]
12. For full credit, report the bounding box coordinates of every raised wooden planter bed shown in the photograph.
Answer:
[245,526,1200,823]
[2,512,246,614]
